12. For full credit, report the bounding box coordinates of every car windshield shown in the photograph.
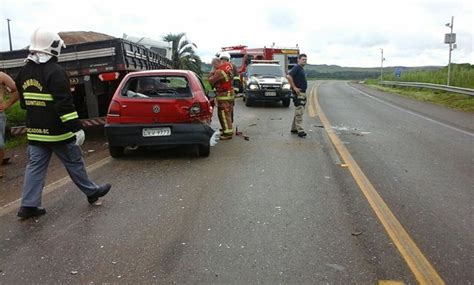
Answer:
[122,76,191,98]
[247,65,284,77]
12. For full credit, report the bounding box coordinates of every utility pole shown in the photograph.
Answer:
[445,16,456,86]
[6,18,13,51]
[380,48,385,82]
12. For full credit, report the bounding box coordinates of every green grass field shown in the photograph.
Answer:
[366,81,474,112]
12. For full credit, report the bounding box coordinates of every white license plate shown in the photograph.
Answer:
[142,127,171,137]
[265,91,277,96]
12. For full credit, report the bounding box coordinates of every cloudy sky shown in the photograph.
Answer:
[1,0,472,67]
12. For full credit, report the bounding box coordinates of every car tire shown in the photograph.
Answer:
[282,98,291,107]
[245,98,253,107]
[198,144,210,157]
[109,146,124,158]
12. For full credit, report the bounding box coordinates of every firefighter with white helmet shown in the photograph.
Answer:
[14,28,111,219]
[208,52,236,139]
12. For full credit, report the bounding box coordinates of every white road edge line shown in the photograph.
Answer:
[348,83,474,137]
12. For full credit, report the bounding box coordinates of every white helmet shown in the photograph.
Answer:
[29,28,66,57]
[219,52,231,60]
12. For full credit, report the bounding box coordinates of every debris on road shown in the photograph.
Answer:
[235,126,249,141]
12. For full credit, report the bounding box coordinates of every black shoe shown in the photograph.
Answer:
[87,184,112,204]
[298,131,307,138]
[17,207,46,219]
[290,129,298,134]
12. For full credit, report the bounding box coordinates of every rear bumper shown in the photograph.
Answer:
[245,90,292,102]
[105,123,214,147]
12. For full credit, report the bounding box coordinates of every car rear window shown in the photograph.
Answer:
[121,76,192,99]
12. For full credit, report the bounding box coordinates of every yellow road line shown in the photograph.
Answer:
[0,156,112,217]
[309,84,445,284]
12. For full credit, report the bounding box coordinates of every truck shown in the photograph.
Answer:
[0,34,172,134]
[221,45,300,93]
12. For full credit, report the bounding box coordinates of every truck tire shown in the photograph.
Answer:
[198,144,210,157]
[282,98,291,107]
[109,146,124,158]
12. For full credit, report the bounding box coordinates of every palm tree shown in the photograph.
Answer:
[162,33,202,76]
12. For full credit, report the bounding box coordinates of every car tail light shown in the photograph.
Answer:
[189,103,201,117]
[108,100,121,117]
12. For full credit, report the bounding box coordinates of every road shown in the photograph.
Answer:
[0,81,472,283]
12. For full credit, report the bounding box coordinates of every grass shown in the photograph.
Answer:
[382,63,474,89]
[5,135,27,149]
[367,83,474,112]
[3,99,27,150]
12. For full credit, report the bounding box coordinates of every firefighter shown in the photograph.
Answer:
[14,28,111,219]
[208,52,235,140]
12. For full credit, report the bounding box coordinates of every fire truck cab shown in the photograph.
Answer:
[221,45,300,93]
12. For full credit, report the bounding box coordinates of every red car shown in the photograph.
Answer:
[105,70,215,158]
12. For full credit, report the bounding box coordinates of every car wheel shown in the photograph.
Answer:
[282,98,291,107]
[245,98,253,107]
[198,144,210,157]
[109,146,124,158]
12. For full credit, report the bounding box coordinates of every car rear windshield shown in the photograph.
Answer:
[247,65,284,77]
[121,76,192,99]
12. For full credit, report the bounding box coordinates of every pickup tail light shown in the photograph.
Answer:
[108,100,121,117]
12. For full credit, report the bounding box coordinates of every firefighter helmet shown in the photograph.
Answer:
[29,28,66,57]
[219,52,231,60]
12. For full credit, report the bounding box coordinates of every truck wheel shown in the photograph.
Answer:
[282,98,291,107]
[109,146,124,158]
[198,144,210,157]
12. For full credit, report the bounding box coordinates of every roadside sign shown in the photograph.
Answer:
[395,68,402,78]
[444,33,456,44]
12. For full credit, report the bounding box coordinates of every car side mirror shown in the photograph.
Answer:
[207,90,217,99]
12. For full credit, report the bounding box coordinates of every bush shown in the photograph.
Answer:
[5,102,26,128]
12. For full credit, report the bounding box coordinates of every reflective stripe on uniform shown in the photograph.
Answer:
[216,91,235,101]
[23,92,54,101]
[27,132,75,142]
[60,111,79,123]
[222,128,234,135]
[220,70,229,82]
[220,110,233,134]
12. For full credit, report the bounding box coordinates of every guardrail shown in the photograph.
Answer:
[380,81,474,97]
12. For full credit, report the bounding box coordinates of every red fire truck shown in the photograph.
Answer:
[221,45,300,92]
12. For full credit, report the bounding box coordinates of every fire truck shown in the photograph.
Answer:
[221,45,300,92]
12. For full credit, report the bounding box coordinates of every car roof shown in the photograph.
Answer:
[127,69,195,77]
[248,63,282,67]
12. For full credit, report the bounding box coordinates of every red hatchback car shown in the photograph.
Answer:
[105,70,215,158]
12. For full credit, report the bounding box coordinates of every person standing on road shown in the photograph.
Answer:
[0,72,20,178]
[14,28,111,219]
[208,52,235,140]
[287,54,308,138]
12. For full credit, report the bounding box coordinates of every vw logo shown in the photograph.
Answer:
[152,105,160,114]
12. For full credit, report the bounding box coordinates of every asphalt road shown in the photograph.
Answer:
[318,81,474,283]
[0,81,471,283]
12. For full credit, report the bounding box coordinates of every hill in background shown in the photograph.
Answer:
[200,62,443,80]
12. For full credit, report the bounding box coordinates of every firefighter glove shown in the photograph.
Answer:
[74,129,85,146]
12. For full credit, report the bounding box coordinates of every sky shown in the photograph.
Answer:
[1,0,473,67]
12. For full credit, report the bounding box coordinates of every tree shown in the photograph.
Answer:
[162,33,202,76]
